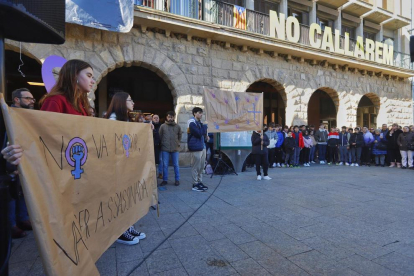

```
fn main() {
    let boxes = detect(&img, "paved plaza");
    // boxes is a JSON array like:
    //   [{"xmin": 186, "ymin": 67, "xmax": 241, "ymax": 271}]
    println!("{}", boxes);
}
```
[{"xmin": 8, "ymin": 165, "xmax": 414, "ymax": 276}]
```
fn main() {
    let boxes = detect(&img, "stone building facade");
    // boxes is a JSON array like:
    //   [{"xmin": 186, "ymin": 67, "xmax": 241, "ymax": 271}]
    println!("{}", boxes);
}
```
[{"xmin": 5, "ymin": 21, "xmax": 413, "ymax": 164}]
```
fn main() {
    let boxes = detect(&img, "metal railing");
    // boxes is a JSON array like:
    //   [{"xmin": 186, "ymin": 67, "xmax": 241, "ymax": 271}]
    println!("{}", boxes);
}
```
[
  {"xmin": 211, "ymin": 0, "xmax": 234, "ymax": 28},
  {"xmin": 135, "ymin": 0, "xmax": 413, "ymax": 70},
  {"xmin": 246, "ymin": 9, "xmax": 269, "ymax": 36}
]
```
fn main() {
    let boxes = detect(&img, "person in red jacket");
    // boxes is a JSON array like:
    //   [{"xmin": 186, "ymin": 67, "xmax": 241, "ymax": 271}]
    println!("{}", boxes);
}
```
[
  {"xmin": 291, "ymin": 125, "xmax": 304, "ymax": 167},
  {"xmin": 2, "ymin": 60, "xmax": 95, "ymax": 165},
  {"xmin": 40, "ymin": 59, "xmax": 95, "ymax": 115}
]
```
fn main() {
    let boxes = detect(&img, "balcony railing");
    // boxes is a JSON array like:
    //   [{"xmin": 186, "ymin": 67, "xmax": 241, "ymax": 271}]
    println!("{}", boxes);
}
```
[{"xmin": 134, "ymin": 0, "xmax": 413, "ymax": 70}]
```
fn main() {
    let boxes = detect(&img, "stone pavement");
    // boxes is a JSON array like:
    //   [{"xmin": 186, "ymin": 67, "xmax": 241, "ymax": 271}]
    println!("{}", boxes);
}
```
[{"xmin": 8, "ymin": 164, "xmax": 414, "ymax": 276}]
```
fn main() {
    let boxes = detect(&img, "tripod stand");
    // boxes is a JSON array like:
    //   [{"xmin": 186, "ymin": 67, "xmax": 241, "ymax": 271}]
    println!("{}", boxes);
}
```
[{"xmin": 210, "ymin": 133, "xmax": 238, "ymax": 178}]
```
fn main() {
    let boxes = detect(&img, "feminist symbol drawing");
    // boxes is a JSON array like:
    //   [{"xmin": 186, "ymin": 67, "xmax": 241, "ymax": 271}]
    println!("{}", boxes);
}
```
[
  {"xmin": 123, "ymin": 135, "xmax": 131, "ymax": 158},
  {"xmin": 65, "ymin": 138, "xmax": 88, "ymax": 180}
]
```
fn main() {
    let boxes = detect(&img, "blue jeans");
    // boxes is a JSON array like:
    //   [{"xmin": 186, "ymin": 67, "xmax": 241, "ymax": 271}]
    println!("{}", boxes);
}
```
[
  {"xmin": 158, "ymin": 151, "xmax": 163, "ymax": 174},
  {"xmin": 294, "ymin": 146, "xmax": 301, "ymax": 165},
  {"xmin": 318, "ymin": 144, "xmax": 327, "ymax": 161},
  {"xmin": 8, "ymin": 196, "xmax": 29, "ymax": 227},
  {"xmin": 339, "ymin": 146, "xmax": 348, "ymax": 163},
  {"xmin": 162, "ymin": 151, "xmax": 180, "ymax": 181},
  {"xmin": 309, "ymin": 146, "xmax": 316, "ymax": 162}
]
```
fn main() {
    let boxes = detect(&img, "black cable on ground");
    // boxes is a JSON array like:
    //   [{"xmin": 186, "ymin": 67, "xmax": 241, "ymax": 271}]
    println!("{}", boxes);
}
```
[{"xmin": 127, "ymin": 175, "xmax": 225, "ymax": 276}]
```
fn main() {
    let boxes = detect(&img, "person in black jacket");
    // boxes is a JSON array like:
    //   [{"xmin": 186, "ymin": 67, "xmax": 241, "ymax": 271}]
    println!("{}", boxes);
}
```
[
  {"xmin": 386, "ymin": 123, "xmax": 403, "ymax": 167},
  {"xmin": 349, "ymin": 127, "xmax": 364, "ymax": 166},
  {"xmin": 251, "ymin": 130, "xmax": 271, "ymax": 180},
  {"xmin": 283, "ymin": 131, "xmax": 296, "ymax": 167}
]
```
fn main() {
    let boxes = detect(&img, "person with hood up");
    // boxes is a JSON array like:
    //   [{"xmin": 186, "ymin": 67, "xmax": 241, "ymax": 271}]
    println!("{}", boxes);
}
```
[{"xmin": 251, "ymin": 130, "xmax": 271, "ymax": 180}]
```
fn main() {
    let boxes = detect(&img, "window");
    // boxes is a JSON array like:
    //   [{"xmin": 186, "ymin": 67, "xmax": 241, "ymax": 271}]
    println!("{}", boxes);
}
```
[
  {"xmin": 288, "ymin": 8, "xmax": 309, "ymax": 25},
  {"xmin": 225, "ymin": 0, "xmax": 244, "ymax": 6},
  {"xmin": 254, "ymin": 0, "xmax": 279, "ymax": 14},
  {"xmin": 363, "ymin": 31, "xmax": 376, "ymax": 41},
  {"xmin": 342, "ymin": 25, "xmax": 356, "ymax": 39},
  {"xmin": 317, "ymin": 17, "xmax": 334, "ymax": 31}
]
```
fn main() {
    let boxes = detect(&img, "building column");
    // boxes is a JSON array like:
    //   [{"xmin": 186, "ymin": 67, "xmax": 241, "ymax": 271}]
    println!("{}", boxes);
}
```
[
  {"xmin": 246, "ymin": 0, "xmax": 254, "ymax": 10},
  {"xmin": 98, "ymin": 76, "xmax": 107, "ymax": 117},
  {"xmin": 279, "ymin": 0, "xmax": 288, "ymax": 16},
  {"xmin": 334, "ymin": 9, "xmax": 341, "ymax": 31},
  {"xmin": 310, "ymin": 0, "xmax": 317, "ymax": 24},
  {"xmin": 394, "ymin": 28, "xmax": 402, "ymax": 52},
  {"xmin": 376, "ymin": 24, "xmax": 383, "ymax": 42},
  {"xmin": 356, "ymin": 17, "xmax": 363, "ymax": 39}
]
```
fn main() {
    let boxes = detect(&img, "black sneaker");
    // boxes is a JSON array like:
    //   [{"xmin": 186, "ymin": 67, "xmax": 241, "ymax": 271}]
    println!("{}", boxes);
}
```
[
  {"xmin": 128, "ymin": 226, "xmax": 146, "ymax": 240},
  {"xmin": 116, "ymin": 231, "xmax": 139, "ymax": 245},
  {"xmin": 175, "ymin": 180, "xmax": 180, "ymax": 186},
  {"xmin": 160, "ymin": 181, "xmax": 168, "ymax": 186},
  {"xmin": 192, "ymin": 183, "xmax": 204, "ymax": 192},
  {"xmin": 198, "ymin": 182, "xmax": 208, "ymax": 191}
]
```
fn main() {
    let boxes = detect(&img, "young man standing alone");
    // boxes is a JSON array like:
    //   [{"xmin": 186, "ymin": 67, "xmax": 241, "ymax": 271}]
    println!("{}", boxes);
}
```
[
  {"xmin": 187, "ymin": 107, "xmax": 208, "ymax": 192},
  {"xmin": 159, "ymin": 111, "xmax": 182, "ymax": 186}
]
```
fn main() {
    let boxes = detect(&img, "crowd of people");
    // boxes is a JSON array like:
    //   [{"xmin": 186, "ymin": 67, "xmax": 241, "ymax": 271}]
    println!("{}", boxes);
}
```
[
  {"xmin": 1, "ymin": 60, "xmax": 211, "ymax": 245},
  {"xmin": 250, "ymin": 122, "xmax": 414, "ymax": 180}
]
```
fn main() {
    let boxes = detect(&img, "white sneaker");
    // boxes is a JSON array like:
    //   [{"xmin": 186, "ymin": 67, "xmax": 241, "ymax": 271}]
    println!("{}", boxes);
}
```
[
  {"xmin": 277, "ymin": 163, "xmax": 281, "ymax": 167},
  {"xmin": 350, "ymin": 163, "xmax": 355, "ymax": 166},
  {"xmin": 345, "ymin": 162, "xmax": 350, "ymax": 166},
  {"xmin": 355, "ymin": 163, "xmax": 359, "ymax": 167},
  {"xmin": 263, "ymin": 176, "xmax": 272, "ymax": 180},
  {"xmin": 281, "ymin": 164, "xmax": 286, "ymax": 168},
  {"xmin": 307, "ymin": 163, "xmax": 310, "ymax": 166},
  {"xmin": 320, "ymin": 161, "xmax": 325, "ymax": 164},
  {"xmin": 311, "ymin": 161, "xmax": 316, "ymax": 164},
  {"xmin": 272, "ymin": 163, "xmax": 277, "ymax": 168},
  {"xmin": 339, "ymin": 162, "xmax": 343, "ymax": 165},
  {"xmin": 257, "ymin": 175, "xmax": 262, "ymax": 181}
]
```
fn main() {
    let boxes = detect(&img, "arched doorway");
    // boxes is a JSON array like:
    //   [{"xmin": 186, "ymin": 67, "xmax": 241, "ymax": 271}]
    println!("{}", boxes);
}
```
[
  {"xmin": 96, "ymin": 66, "xmax": 173, "ymax": 120},
  {"xmin": 308, "ymin": 89, "xmax": 337, "ymax": 129},
  {"xmin": 5, "ymin": 50, "xmax": 44, "ymax": 108},
  {"xmin": 246, "ymin": 81, "xmax": 286, "ymax": 126},
  {"xmin": 357, "ymin": 94, "xmax": 379, "ymax": 129}
]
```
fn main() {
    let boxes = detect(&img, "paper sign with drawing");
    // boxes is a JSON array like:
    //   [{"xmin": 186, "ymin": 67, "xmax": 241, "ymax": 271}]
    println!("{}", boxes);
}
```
[
  {"xmin": 203, "ymin": 87, "xmax": 264, "ymax": 133},
  {"xmin": 1, "ymin": 98, "xmax": 157, "ymax": 275}
]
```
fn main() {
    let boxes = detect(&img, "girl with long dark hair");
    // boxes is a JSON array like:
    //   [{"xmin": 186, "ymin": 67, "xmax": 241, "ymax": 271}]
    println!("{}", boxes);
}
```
[
  {"xmin": 40, "ymin": 59, "xmax": 94, "ymax": 115},
  {"xmin": 105, "ymin": 92, "xmax": 147, "ymax": 245}
]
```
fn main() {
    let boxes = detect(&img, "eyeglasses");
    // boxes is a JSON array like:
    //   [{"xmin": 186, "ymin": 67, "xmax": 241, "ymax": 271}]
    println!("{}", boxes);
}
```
[
  {"xmin": 19, "ymin": 97, "xmax": 36, "ymax": 102},
  {"xmin": 126, "ymin": 99, "xmax": 134, "ymax": 103}
]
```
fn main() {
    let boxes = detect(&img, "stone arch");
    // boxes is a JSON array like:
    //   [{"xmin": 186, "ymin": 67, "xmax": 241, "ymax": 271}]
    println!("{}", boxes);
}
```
[
  {"xmin": 355, "ymin": 92, "xmax": 382, "ymax": 128},
  {"xmin": 92, "ymin": 44, "xmax": 189, "ymax": 101},
  {"xmin": 307, "ymin": 87, "xmax": 340, "ymax": 128},
  {"xmin": 4, "ymin": 41, "xmax": 42, "ymax": 65},
  {"xmin": 314, "ymin": 87, "xmax": 340, "ymax": 112},
  {"xmin": 358, "ymin": 92, "xmax": 380, "ymax": 108},
  {"xmin": 245, "ymin": 78, "xmax": 287, "ymax": 106},
  {"xmin": 245, "ymin": 78, "xmax": 287, "ymax": 126}
]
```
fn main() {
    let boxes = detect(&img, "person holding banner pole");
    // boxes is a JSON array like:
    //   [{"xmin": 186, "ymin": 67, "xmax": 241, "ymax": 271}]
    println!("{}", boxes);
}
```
[
  {"xmin": 251, "ymin": 130, "xmax": 271, "ymax": 180},
  {"xmin": 187, "ymin": 107, "xmax": 208, "ymax": 192},
  {"xmin": 105, "ymin": 91, "xmax": 147, "ymax": 245}
]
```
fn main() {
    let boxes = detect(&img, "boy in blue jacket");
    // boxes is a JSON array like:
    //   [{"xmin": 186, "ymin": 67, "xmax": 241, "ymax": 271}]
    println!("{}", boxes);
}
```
[
  {"xmin": 275, "ymin": 124, "xmax": 285, "ymax": 167},
  {"xmin": 187, "ymin": 107, "xmax": 208, "ymax": 192}
]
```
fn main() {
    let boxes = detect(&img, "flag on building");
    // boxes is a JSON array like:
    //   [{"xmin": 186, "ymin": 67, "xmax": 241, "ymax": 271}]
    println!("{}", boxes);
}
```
[{"xmin": 233, "ymin": 5, "xmax": 246, "ymax": 30}]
